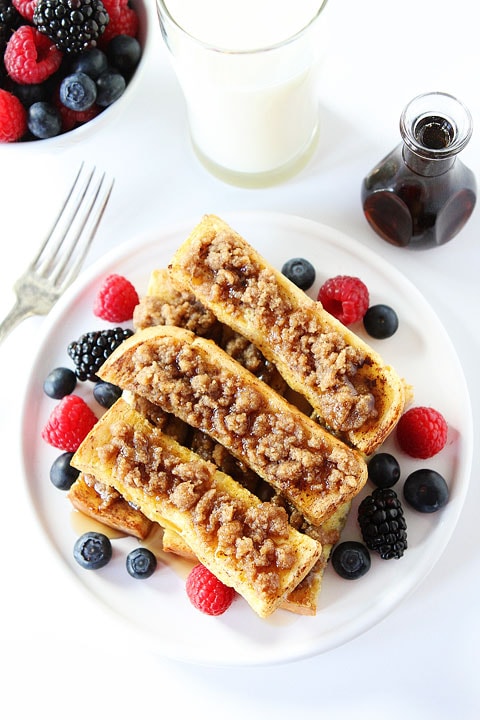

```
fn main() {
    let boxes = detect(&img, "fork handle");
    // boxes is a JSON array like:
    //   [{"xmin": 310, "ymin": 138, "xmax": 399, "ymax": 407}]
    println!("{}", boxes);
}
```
[{"xmin": 0, "ymin": 300, "xmax": 34, "ymax": 345}]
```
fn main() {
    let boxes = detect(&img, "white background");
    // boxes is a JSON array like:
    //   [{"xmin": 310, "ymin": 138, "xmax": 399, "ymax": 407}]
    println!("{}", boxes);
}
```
[{"xmin": 0, "ymin": 1, "xmax": 478, "ymax": 718}]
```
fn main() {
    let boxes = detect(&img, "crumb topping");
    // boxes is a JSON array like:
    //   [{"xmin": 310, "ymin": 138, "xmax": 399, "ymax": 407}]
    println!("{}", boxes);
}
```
[
  {"xmin": 119, "ymin": 338, "xmax": 362, "ymax": 506},
  {"xmin": 180, "ymin": 231, "xmax": 378, "ymax": 432},
  {"xmin": 96, "ymin": 419, "xmax": 298, "ymax": 598},
  {"xmin": 133, "ymin": 293, "xmax": 220, "ymax": 339},
  {"xmin": 84, "ymin": 473, "xmax": 121, "ymax": 508}
]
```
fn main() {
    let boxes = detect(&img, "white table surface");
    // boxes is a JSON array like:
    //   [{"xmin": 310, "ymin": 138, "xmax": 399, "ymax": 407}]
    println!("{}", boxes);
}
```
[{"xmin": 1, "ymin": 1, "xmax": 478, "ymax": 717}]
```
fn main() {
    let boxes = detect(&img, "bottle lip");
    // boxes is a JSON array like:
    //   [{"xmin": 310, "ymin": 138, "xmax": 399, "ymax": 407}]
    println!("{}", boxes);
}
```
[{"xmin": 400, "ymin": 91, "xmax": 473, "ymax": 159}]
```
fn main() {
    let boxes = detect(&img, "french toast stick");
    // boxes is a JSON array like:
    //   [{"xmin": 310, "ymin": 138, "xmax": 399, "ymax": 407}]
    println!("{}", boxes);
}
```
[
  {"xmin": 139, "ymin": 268, "xmax": 350, "ymax": 615},
  {"xmin": 67, "ymin": 465, "xmax": 342, "ymax": 615},
  {"xmin": 167, "ymin": 214, "xmax": 407, "ymax": 455},
  {"xmin": 98, "ymin": 325, "xmax": 368, "ymax": 526},
  {"xmin": 133, "ymin": 268, "xmax": 223, "ymax": 341},
  {"xmin": 162, "ymin": 500, "xmax": 351, "ymax": 616},
  {"xmin": 134, "ymin": 267, "xmax": 287, "ymax": 394},
  {"xmin": 280, "ymin": 502, "xmax": 351, "ymax": 615},
  {"xmin": 68, "ymin": 474, "xmax": 153, "ymax": 539},
  {"xmin": 71, "ymin": 398, "xmax": 322, "ymax": 619}
]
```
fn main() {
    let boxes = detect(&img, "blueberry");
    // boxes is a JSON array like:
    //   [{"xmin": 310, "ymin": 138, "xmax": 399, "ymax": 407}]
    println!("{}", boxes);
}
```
[
  {"xmin": 60, "ymin": 72, "xmax": 97, "ymax": 112},
  {"xmin": 281, "ymin": 258, "xmax": 316, "ymax": 290},
  {"xmin": 50, "ymin": 452, "xmax": 80, "ymax": 491},
  {"xmin": 43, "ymin": 367, "xmax": 77, "ymax": 399},
  {"xmin": 368, "ymin": 452, "xmax": 401, "ymax": 488},
  {"xmin": 107, "ymin": 35, "xmax": 142, "ymax": 75},
  {"xmin": 95, "ymin": 70, "xmax": 126, "ymax": 107},
  {"xmin": 126, "ymin": 547, "xmax": 157, "ymax": 579},
  {"xmin": 403, "ymin": 469, "xmax": 449, "ymax": 513},
  {"xmin": 331, "ymin": 541, "xmax": 371, "ymax": 579},
  {"xmin": 73, "ymin": 532, "xmax": 112, "ymax": 570},
  {"xmin": 13, "ymin": 82, "xmax": 48, "ymax": 108},
  {"xmin": 363, "ymin": 304, "xmax": 399, "ymax": 339},
  {"xmin": 27, "ymin": 102, "xmax": 62, "ymax": 139},
  {"xmin": 70, "ymin": 48, "xmax": 109, "ymax": 80},
  {"xmin": 93, "ymin": 381, "xmax": 122, "ymax": 408}
]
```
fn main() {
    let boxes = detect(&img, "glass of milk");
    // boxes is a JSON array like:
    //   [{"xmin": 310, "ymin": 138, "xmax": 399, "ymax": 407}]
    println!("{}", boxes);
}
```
[{"xmin": 156, "ymin": 0, "xmax": 330, "ymax": 187}]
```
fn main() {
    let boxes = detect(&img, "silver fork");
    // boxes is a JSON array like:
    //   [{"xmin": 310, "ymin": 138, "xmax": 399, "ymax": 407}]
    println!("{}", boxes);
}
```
[{"xmin": 0, "ymin": 163, "xmax": 114, "ymax": 345}]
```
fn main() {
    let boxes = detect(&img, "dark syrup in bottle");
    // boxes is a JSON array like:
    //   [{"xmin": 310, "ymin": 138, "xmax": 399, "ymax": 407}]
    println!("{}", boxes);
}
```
[{"xmin": 361, "ymin": 93, "xmax": 476, "ymax": 250}]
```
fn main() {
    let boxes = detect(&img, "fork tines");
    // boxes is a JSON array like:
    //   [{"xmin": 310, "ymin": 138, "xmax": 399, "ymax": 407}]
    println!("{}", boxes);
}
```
[{"xmin": 32, "ymin": 163, "xmax": 115, "ymax": 290}]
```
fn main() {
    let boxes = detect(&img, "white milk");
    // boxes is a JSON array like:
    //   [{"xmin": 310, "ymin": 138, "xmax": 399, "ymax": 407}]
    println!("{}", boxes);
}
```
[
  {"xmin": 164, "ymin": 0, "xmax": 324, "ymax": 50},
  {"xmin": 159, "ymin": 0, "xmax": 328, "ymax": 184}
]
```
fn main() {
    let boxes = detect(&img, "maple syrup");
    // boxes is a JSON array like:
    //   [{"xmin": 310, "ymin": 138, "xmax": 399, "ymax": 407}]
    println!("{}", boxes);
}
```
[
  {"xmin": 362, "ymin": 92, "xmax": 476, "ymax": 249},
  {"xmin": 70, "ymin": 509, "xmax": 127, "ymax": 539}
]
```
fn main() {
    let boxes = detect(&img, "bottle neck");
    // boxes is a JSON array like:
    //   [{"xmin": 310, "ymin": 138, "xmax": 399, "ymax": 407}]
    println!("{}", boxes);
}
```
[
  {"xmin": 399, "ymin": 93, "xmax": 473, "ymax": 178},
  {"xmin": 402, "ymin": 144, "xmax": 456, "ymax": 177}
]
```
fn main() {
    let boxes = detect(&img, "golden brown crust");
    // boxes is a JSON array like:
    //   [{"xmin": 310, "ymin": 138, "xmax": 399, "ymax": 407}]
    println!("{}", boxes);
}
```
[
  {"xmin": 168, "ymin": 214, "xmax": 407, "ymax": 454},
  {"xmin": 72, "ymin": 398, "xmax": 322, "ymax": 619},
  {"xmin": 138, "ymin": 266, "xmax": 344, "ymax": 615},
  {"xmin": 68, "ymin": 465, "xmax": 337, "ymax": 615},
  {"xmin": 67, "ymin": 215, "xmax": 409, "ymax": 618},
  {"xmin": 134, "ymin": 268, "xmax": 223, "ymax": 341},
  {"xmin": 98, "ymin": 325, "xmax": 368, "ymax": 526},
  {"xmin": 161, "ymin": 499, "xmax": 351, "ymax": 616},
  {"xmin": 162, "ymin": 527, "xmax": 197, "ymax": 559},
  {"xmin": 68, "ymin": 267, "xmax": 334, "ymax": 615},
  {"xmin": 68, "ymin": 474, "xmax": 153, "ymax": 540},
  {"xmin": 135, "ymin": 267, "xmax": 286, "ymax": 393}
]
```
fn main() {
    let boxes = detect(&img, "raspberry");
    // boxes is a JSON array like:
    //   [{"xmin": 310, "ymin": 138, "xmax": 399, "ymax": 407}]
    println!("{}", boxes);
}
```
[
  {"xmin": 186, "ymin": 564, "xmax": 236, "ymax": 616},
  {"xmin": 93, "ymin": 274, "xmax": 139, "ymax": 322},
  {"xmin": 0, "ymin": 87, "xmax": 27, "ymax": 141},
  {"xmin": 2, "ymin": 0, "xmax": 142, "ymax": 144},
  {"xmin": 4, "ymin": 25, "xmax": 62, "ymax": 84},
  {"xmin": 12, "ymin": 0, "xmax": 37, "ymax": 22},
  {"xmin": 317, "ymin": 275, "xmax": 369, "ymax": 325},
  {"xmin": 100, "ymin": 0, "xmax": 138, "ymax": 46},
  {"xmin": 42, "ymin": 395, "xmax": 98, "ymax": 451},
  {"xmin": 396, "ymin": 406, "xmax": 448, "ymax": 459},
  {"xmin": 100, "ymin": 0, "xmax": 121, "ymax": 10}
]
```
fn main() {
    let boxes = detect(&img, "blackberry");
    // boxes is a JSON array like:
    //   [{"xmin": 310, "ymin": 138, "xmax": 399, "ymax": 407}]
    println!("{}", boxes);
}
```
[
  {"xmin": 33, "ymin": 0, "xmax": 109, "ymax": 54},
  {"xmin": 67, "ymin": 327, "xmax": 133, "ymax": 381},
  {"xmin": 0, "ymin": 0, "xmax": 21, "ymax": 57},
  {"xmin": 358, "ymin": 488, "xmax": 407, "ymax": 559},
  {"xmin": 0, "ymin": 1, "xmax": 21, "ymax": 34},
  {"xmin": 0, "ymin": 0, "xmax": 20, "ymax": 27}
]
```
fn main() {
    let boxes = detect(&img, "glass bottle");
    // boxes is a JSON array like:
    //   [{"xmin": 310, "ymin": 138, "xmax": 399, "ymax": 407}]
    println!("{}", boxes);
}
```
[{"xmin": 361, "ymin": 92, "xmax": 476, "ymax": 249}]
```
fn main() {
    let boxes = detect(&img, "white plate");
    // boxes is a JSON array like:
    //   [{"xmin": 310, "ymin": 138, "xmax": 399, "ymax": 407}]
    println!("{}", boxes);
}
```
[{"xmin": 21, "ymin": 212, "xmax": 473, "ymax": 666}]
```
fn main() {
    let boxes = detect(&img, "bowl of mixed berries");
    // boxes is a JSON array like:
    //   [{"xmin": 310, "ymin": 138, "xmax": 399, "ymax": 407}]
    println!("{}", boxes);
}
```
[{"xmin": 0, "ymin": 0, "xmax": 149, "ymax": 143}]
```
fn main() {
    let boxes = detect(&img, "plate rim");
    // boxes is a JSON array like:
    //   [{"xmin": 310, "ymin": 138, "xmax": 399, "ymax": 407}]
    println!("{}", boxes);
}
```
[{"xmin": 19, "ymin": 211, "xmax": 474, "ymax": 666}]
